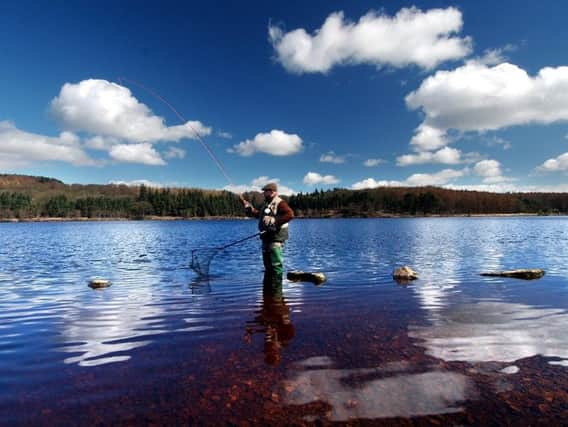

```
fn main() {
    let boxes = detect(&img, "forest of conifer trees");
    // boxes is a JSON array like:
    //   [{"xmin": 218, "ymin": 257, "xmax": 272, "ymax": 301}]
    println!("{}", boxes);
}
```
[
  {"xmin": 1, "ymin": 175, "xmax": 568, "ymax": 220},
  {"xmin": 0, "ymin": 185, "xmax": 243, "ymax": 219}
]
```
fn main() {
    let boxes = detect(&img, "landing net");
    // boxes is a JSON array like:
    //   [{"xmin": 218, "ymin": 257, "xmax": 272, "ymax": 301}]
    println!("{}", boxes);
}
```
[
  {"xmin": 190, "ymin": 247, "xmax": 221, "ymax": 277},
  {"xmin": 189, "ymin": 231, "xmax": 261, "ymax": 277}
]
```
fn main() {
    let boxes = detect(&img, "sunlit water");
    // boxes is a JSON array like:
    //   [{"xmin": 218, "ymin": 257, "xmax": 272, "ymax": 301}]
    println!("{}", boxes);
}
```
[{"xmin": 1, "ymin": 217, "xmax": 568, "ymax": 425}]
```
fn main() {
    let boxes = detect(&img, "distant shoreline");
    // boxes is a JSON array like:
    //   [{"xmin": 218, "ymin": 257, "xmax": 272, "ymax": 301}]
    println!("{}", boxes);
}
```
[
  {"xmin": 0, "ymin": 216, "xmax": 251, "ymax": 223},
  {"xmin": 1, "ymin": 213, "xmax": 565, "ymax": 223}
]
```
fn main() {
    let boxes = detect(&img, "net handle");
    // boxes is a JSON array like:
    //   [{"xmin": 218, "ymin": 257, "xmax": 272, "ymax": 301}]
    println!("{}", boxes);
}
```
[{"xmin": 219, "ymin": 231, "xmax": 265, "ymax": 250}]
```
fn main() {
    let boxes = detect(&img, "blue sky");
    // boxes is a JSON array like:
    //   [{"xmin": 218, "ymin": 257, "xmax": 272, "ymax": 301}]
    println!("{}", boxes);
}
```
[{"xmin": 2, "ymin": 0, "xmax": 568, "ymax": 194}]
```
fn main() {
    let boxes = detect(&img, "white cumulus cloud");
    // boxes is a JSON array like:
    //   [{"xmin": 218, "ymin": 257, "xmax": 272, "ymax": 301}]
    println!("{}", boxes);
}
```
[
  {"xmin": 363, "ymin": 158, "xmax": 385, "ymax": 167},
  {"xmin": 320, "ymin": 151, "xmax": 346, "ymax": 164},
  {"xmin": 474, "ymin": 44, "xmax": 516, "ymax": 66},
  {"xmin": 224, "ymin": 176, "xmax": 297, "ymax": 196},
  {"xmin": 109, "ymin": 179, "xmax": 163, "ymax": 188},
  {"xmin": 473, "ymin": 159, "xmax": 501, "ymax": 177},
  {"xmin": 409, "ymin": 124, "xmax": 449, "ymax": 152},
  {"xmin": 405, "ymin": 169, "xmax": 466, "ymax": 186},
  {"xmin": 406, "ymin": 62, "xmax": 568, "ymax": 151},
  {"xmin": 84, "ymin": 135, "xmax": 119, "ymax": 151},
  {"xmin": 485, "ymin": 136, "xmax": 512, "ymax": 150},
  {"xmin": 164, "ymin": 146, "xmax": 186, "ymax": 159},
  {"xmin": 303, "ymin": 171, "xmax": 340, "ymax": 185},
  {"xmin": 109, "ymin": 143, "xmax": 166, "ymax": 165},
  {"xmin": 446, "ymin": 182, "xmax": 568, "ymax": 193},
  {"xmin": 397, "ymin": 147, "xmax": 462, "ymax": 166},
  {"xmin": 269, "ymin": 6, "xmax": 471, "ymax": 74},
  {"xmin": 217, "ymin": 131, "xmax": 232, "ymax": 139},
  {"xmin": 472, "ymin": 159, "xmax": 514, "ymax": 184},
  {"xmin": 50, "ymin": 79, "xmax": 211, "ymax": 143},
  {"xmin": 230, "ymin": 129, "xmax": 303, "ymax": 156},
  {"xmin": 351, "ymin": 178, "xmax": 401, "ymax": 190},
  {"xmin": 352, "ymin": 168, "xmax": 465, "ymax": 189},
  {"xmin": 536, "ymin": 152, "xmax": 568, "ymax": 172},
  {"xmin": 0, "ymin": 121, "xmax": 95, "ymax": 169}
]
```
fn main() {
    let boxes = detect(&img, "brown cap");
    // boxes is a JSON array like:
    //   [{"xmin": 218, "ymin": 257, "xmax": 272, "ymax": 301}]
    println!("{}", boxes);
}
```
[{"xmin": 261, "ymin": 182, "xmax": 278, "ymax": 192}]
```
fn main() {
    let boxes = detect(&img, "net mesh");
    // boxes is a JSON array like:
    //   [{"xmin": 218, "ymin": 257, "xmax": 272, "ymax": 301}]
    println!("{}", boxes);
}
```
[
  {"xmin": 190, "ymin": 248, "xmax": 221, "ymax": 277},
  {"xmin": 190, "ymin": 231, "xmax": 261, "ymax": 277}
]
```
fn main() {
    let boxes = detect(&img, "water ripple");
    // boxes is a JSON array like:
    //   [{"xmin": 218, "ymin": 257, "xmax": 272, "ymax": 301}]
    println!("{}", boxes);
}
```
[{"xmin": 2, "ymin": 218, "xmax": 568, "ymax": 424}]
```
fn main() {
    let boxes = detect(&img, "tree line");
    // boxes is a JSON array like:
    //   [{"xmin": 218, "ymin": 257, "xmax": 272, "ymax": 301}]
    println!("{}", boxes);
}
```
[
  {"xmin": 288, "ymin": 187, "xmax": 568, "ymax": 216},
  {"xmin": 0, "ymin": 185, "xmax": 244, "ymax": 219},
  {"xmin": 1, "ymin": 178, "xmax": 568, "ymax": 220}
]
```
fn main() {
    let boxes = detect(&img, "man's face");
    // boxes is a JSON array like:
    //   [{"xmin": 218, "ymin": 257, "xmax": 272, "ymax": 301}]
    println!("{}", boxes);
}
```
[{"xmin": 263, "ymin": 189, "xmax": 276, "ymax": 201}]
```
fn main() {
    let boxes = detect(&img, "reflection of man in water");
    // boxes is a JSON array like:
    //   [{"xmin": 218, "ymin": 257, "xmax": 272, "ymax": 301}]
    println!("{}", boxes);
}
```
[{"xmin": 244, "ymin": 274, "xmax": 295, "ymax": 365}]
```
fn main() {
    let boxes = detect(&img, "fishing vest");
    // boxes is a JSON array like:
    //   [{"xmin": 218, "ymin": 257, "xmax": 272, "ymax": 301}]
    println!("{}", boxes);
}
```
[{"xmin": 259, "ymin": 195, "xmax": 289, "ymax": 242}]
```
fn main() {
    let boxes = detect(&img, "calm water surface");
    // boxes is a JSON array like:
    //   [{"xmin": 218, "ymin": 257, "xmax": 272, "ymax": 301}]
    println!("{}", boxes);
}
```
[{"xmin": 1, "ymin": 218, "xmax": 568, "ymax": 425}]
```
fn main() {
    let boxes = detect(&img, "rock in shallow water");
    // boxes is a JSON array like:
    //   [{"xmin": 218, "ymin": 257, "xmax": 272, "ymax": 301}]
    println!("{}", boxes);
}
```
[
  {"xmin": 88, "ymin": 279, "xmax": 112, "ymax": 289},
  {"xmin": 392, "ymin": 266, "xmax": 418, "ymax": 281},
  {"xmin": 286, "ymin": 271, "xmax": 326, "ymax": 285},
  {"xmin": 480, "ymin": 269, "xmax": 545, "ymax": 280}
]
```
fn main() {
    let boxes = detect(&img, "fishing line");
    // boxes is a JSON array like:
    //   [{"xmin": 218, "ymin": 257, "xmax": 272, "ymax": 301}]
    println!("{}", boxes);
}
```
[
  {"xmin": 116, "ymin": 78, "xmax": 262, "ymax": 278},
  {"xmin": 116, "ymin": 76, "xmax": 234, "ymax": 185}
]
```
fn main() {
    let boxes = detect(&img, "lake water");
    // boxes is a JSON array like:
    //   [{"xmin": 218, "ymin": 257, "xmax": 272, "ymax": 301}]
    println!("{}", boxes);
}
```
[{"xmin": 1, "ymin": 217, "xmax": 568, "ymax": 425}]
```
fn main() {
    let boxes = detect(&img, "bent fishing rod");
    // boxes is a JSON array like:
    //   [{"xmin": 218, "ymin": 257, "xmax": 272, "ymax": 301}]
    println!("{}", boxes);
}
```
[
  {"xmin": 117, "ymin": 76, "xmax": 234, "ymax": 186},
  {"xmin": 117, "ymin": 77, "xmax": 255, "ymax": 209}
]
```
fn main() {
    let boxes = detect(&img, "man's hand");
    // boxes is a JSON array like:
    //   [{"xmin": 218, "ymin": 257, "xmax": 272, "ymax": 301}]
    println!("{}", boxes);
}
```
[{"xmin": 240, "ymin": 195, "xmax": 251, "ymax": 209}]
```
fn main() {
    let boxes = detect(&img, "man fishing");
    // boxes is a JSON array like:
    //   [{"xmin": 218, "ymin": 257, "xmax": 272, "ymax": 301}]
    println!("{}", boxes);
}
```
[{"xmin": 242, "ymin": 183, "xmax": 294, "ymax": 276}]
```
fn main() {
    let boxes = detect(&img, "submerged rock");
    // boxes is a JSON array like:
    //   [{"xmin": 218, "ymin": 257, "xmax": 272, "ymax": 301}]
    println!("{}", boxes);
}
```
[
  {"xmin": 393, "ymin": 266, "xmax": 418, "ymax": 281},
  {"xmin": 287, "ymin": 271, "xmax": 326, "ymax": 285},
  {"xmin": 88, "ymin": 279, "xmax": 112, "ymax": 289},
  {"xmin": 480, "ymin": 269, "xmax": 545, "ymax": 280}
]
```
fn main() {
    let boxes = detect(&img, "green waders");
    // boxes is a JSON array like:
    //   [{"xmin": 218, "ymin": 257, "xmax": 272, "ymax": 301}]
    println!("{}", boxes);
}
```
[{"xmin": 262, "ymin": 241, "xmax": 284, "ymax": 276}]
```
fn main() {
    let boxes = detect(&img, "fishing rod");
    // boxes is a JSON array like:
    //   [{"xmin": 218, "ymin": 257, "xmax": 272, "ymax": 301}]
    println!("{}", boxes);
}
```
[
  {"xmin": 116, "ymin": 76, "xmax": 234, "ymax": 186},
  {"xmin": 117, "ymin": 77, "xmax": 263, "ymax": 276}
]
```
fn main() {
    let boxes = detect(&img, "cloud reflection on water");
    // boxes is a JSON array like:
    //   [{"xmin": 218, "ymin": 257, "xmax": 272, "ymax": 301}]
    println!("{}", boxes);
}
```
[
  {"xmin": 409, "ymin": 301, "xmax": 568, "ymax": 366},
  {"xmin": 399, "ymin": 219, "xmax": 568, "ymax": 368},
  {"xmin": 283, "ymin": 357, "xmax": 473, "ymax": 421},
  {"xmin": 56, "ymin": 277, "xmax": 219, "ymax": 366},
  {"xmin": 59, "ymin": 295, "xmax": 163, "ymax": 367}
]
